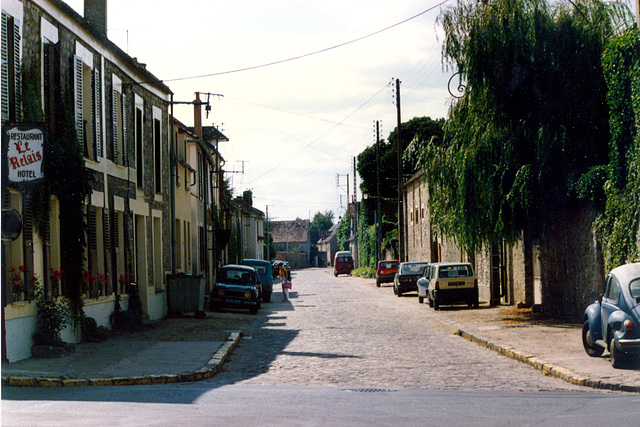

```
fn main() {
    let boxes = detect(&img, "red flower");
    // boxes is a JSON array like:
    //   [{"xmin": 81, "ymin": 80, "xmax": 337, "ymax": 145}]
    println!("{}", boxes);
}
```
[{"xmin": 18, "ymin": 265, "xmax": 25, "ymax": 272}]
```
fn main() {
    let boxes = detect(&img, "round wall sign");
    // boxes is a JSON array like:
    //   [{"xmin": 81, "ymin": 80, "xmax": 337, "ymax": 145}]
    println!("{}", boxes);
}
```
[{"xmin": 2, "ymin": 209, "xmax": 23, "ymax": 241}]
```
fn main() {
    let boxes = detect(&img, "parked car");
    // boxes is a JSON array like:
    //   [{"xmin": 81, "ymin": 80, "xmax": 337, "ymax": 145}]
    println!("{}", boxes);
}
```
[
  {"xmin": 416, "ymin": 264, "xmax": 434, "ymax": 304},
  {"xmin": 376, "ymin": 260, "xmax": 399, "ymax": 287},
  {"xmin": 425, "ymin": 262, "xmax": 478, "ymax": 309},
  {"xmin": 334, "ymin": 251, "xmax": 354, "ymax": 277},
  {"xmin": 582, "ymin": 262, "xmax": 640, "ymax": 368},
  {"xmin": 242, "ymin": 259, "xmax": 274, "ymax": 302},
  {"xmin": 211, "ymin": 265, "xmax": 262, "ymax": 314},
  {"xmin": 394, "ymin": 262, "xmax": 429, "ymax": 297}
]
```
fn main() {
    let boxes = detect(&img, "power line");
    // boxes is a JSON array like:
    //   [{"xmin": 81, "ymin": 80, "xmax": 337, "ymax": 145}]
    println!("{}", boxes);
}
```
[{"xmin": 164, "ymin": 1, "xmax": 450, "ymax": 83}]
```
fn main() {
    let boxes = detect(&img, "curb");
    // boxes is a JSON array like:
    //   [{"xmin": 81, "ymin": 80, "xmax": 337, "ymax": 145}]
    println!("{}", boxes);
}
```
[
  {"xmin": 1, "ymin": 332, "xmax": 242, "ymax": 388},
  {"xmin": 455, "ymin": 329, "xmax": 640, "ymax": 393}
]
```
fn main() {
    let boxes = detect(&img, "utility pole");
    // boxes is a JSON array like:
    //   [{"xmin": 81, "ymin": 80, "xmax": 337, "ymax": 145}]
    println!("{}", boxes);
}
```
[
  {"xmin": 353, "ymin": 156, "xmax": 358, "ymax": 268},
  {"xmin": 266, "ymin": 205, "xmax": 270, "ymax": 261},
  {"xmin": 395, "ymin": 78, "xmax": 405, "ymax": 263},
  {"xmin": 376, "ymin": 120, "xmax": 382, "ymax": 263}
]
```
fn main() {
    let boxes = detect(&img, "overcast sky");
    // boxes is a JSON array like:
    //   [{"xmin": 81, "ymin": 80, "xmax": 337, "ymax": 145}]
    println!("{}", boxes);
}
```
[{"xmin": 63, "ymin": 0, "xmax": 469, "ymax": 221}]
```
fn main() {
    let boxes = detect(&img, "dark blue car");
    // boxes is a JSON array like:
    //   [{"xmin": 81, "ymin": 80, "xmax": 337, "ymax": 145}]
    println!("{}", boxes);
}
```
[
  {"xmin": 211, "ymin": 265, "xmax": 262, "ymax": 315},
  {"xmin": 582, "ymin": 263, "xmax": 640, "ymax": 368}
]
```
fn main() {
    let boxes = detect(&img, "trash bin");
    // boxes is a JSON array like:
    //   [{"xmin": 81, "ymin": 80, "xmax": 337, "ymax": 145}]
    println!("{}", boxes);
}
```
[{"xmin": 166, "ymin": 273, "xmax": 206, "ymax": 315}]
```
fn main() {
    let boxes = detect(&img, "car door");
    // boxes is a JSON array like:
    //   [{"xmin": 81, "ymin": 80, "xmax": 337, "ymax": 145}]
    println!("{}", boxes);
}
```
[{"xmin": 601, "ymin": 275, "xmax": 621, "ymax": 339}]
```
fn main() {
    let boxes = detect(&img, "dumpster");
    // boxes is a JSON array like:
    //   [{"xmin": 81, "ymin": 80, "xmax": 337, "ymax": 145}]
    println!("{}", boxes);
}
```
[{"xmin": 166, "ymin": 273, "xmax": 206, "ymax": 316}]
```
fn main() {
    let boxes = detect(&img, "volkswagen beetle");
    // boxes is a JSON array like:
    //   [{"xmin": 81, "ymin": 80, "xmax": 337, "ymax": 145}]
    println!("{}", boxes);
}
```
[{"xmin": 582, "ymin": 262, "xmax": 640, "ymax": 368}]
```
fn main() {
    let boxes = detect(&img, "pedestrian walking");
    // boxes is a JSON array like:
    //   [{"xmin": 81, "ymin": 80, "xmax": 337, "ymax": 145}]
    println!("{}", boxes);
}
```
[{"xmin": 279, "ymin": 262, "xmax": 291, "ymax": 302}]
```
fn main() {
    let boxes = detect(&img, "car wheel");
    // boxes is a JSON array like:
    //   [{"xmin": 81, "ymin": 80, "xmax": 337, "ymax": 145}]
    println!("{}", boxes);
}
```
[
  {"xmin": 434, "ymin": 297, "xmax": 440, "ymax": 310},
  {"xmin": 376, "ymin": 280, "xmax": 381, "ymax": 288},
  {"xmin": 474, "ymin": 298, "xmax": 479, "ymax": 309},
  {"xmin": 397, "ymin": 288, "xmax": 402, "ymax": 297},
  {"xmin": 249, "ymin": 307, "xmax": 259, "ymax": 315},
  {"xmin": 393, "ymin": 284, "xmax": 397, "ymax": 295},
  {"xmin": 582, "ymin": 320, "xmax": 604, "ymax": 357},
  {"xmin": 428, "ymin": 296, "xmax": 434, "ymax": 308},
  {"xmin": 418, "ymin": 295, "xmax": 424, "ymax": 304},
  {"xmin": 334, "ymin": 271, "xmax": 338, "ymax": 277},
  {"xmin": 263, "ymin": 292, "xmax": 271, "ymax": 303},
  {"xmin": 610, "ymin": 337, "xmax": 627, "ymax": 368}
]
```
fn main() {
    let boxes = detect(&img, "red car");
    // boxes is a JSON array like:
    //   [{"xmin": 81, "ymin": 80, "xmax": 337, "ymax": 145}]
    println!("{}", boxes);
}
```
[{"xmin": 376, "ymin": 260, "xmax": 399, "ymax": 287}]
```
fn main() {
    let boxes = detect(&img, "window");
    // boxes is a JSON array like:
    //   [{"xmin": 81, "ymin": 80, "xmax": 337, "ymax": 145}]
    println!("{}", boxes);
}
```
[
  {"xmin": 2, "ymin": 10, "xmax": 21, "ymax": 122},
  {"xmin": 43, "ymin": 40, "xmax": 60, "ymax": 134},
  {"xmin": 630, "ymin": 279, "xmax": 640, "ymax": 300},
  {"xmin": 74, "ymin": 43, "xmax": 100, "ymax": 161},
  {"xmin": 605, "ymin": 276, "xmax": 621, "ymax": 301}
]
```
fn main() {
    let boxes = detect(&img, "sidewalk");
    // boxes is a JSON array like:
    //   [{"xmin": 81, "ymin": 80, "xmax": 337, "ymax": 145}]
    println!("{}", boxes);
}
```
[
  {"xmin": 2, "ymin": 303, "xmax": 640, "ymax": 391},
  {"xmin": 1, "ymin": 315, "xmax": 241, "ymax": 387},
  {"xmin": 431, "ymin": 304, "xmax": 640, "ymax": 393}
]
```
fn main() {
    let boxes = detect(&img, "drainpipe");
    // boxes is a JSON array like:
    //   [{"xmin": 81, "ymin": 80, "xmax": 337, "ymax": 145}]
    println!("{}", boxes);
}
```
[
  {"xmin": 194, "ymin": 93, "xmax": 209, "ymax": 285},
  {"xmin": 170, "ymin": 94, "xmax": 176, "ymax": 274}
]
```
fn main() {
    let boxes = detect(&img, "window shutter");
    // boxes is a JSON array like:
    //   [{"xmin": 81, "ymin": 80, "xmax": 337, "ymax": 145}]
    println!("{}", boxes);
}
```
[
  {"xmin": 112, "ymin": 88, "xmax": 119, "ymax": 161},
  {"xmin": 122, "ymin": 92, "xmax": 128, "ymax": 165},
  {"xmin": 103, "ymin": 209, "xmax": 111, "ymax": 251},
  {"xmin": 23, "ymin": 196, "xmax": 33, "ymax": 242},
  {"xmin": 113, "ymin": 211, "xmax": 120, "ymax": 249},
  {"xmin": 74, "ymin": 55, "xmax": 84, "ymax": 145},
  {"xmin": 88, "ymin": 207, "xmax": 97, "ymax": 251},
  {"xmin": 1, "ymin": 12, "xmax": 10, "ymax": 121},
  {"xmin": 12, "ymin": 19, "xmax": 20, "ymax": 121},
  {"xmin": 94, "ymin": 69, "xmax": 102, "ymax": 161}
]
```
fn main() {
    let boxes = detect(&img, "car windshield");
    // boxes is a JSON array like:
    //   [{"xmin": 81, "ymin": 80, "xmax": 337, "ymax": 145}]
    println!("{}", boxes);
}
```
[
  {"xmin": 380, "ymin": 262, "xmax": 398, "ymax": 269},
  {"xmin": 400, "ymin": 263, "xmax": 428, "ymax": 274},
  {"xmin": 219, "ymin": 269, "xmax": 254, "ymax": 284},
  {"xmin": 630, "ymin": 278, "xmax": 640, "ymax": 302},
  {"xmin": 438, "ymin": 265, "xmax": 473, "ymax": 278}
]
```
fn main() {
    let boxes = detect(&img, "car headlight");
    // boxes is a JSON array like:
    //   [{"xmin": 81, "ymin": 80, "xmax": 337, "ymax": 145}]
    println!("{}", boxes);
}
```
[
  {"xmin": 218, "ymin": 290, "xmax": 225, "ymax": 297},
  {"xmin": 624, "ymin": 319, "xmax": 634, "ymax": 332},
  {"xmin": 244, "ymin": 292, "xmax": 251, "ymax": 298}
]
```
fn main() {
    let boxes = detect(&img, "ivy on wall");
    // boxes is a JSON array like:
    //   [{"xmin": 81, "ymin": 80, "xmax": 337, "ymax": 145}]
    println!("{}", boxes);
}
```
[
  {"xmin": 597, "ymin": 28, "xmax": 640, "ymax": 270},
  {"xmin": 21, "ymin": 59, "xmax": 93, "ymax": 319}
]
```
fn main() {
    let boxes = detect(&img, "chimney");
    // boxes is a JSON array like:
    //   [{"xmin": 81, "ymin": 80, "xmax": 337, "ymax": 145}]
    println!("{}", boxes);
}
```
[{"xmin": 84, "ymin": 0, "xmax": 107, "ymax": 34}]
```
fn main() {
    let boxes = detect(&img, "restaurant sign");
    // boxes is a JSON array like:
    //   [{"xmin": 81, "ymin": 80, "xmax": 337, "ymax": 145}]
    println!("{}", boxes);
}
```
[{"xmin": 5, "ymin": 124, "xmax": 44, "ymax": 184}]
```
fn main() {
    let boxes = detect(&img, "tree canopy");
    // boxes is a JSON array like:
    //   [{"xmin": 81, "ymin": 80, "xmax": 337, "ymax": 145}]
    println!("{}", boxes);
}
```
[
  {"xmin": 310, "ymin": 210, "xmax": 335, "ymax": 231},
  {"xmin": 357, "ymin": 116, "xmax": 444, "ymax": 227},
  {"xmin": 420, "ymin": 0, "xmax": 635, "ymax": 252}
]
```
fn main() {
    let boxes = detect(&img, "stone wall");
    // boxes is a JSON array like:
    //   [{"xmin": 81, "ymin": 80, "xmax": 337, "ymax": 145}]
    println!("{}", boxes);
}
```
[{"xmin": 539, "ymin": 205, "xmax": 604, "ymax": 321}]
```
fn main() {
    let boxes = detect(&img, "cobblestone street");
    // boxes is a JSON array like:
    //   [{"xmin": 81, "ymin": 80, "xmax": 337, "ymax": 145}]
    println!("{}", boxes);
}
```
[{"xmin": 208, "ymin": 268, "xmax": 590, "ymax": 391}]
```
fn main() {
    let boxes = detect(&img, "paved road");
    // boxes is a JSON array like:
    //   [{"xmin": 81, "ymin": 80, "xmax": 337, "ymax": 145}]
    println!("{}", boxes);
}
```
[{"xmin": 208, "ymin": 268, "xmax": 589, "ymax": 392}]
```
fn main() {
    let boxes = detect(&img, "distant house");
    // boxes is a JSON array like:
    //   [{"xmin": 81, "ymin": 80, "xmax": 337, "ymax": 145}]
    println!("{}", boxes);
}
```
[
  {"xmin": 317, "ymin": 224, "xmax": 338, "ymax": 267},
  {"xmin": 270, "ymin": 219, "xmax": 310, "ymax": 267}
]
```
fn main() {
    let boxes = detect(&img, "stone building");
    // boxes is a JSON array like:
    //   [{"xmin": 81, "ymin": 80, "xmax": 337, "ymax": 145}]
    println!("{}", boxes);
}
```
[
  {"xmin": 403, "ymin": 168, "xmax": 614, "ymax": 320},
  {"xmin": 3, "ymin": 0, "xmax": 170, "ymax": 361}
]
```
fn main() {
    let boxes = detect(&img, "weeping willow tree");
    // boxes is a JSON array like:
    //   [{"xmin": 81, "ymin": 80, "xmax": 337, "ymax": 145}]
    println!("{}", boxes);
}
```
[{"xmin": 421, "ymin": 0, "xmax": 636, "ymax": 252}]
